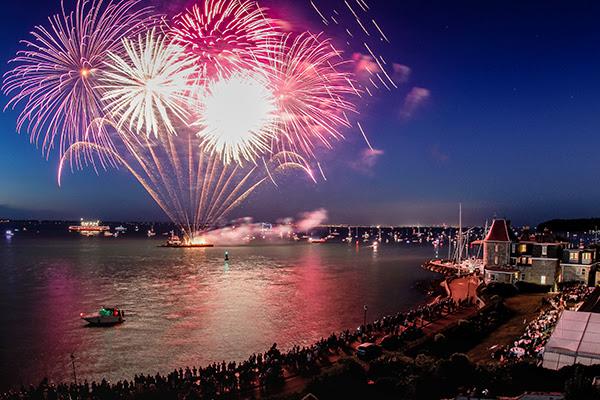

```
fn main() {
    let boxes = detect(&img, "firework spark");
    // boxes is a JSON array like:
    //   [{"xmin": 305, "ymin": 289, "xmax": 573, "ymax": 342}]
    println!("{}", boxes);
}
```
[
  {"xmin": 170, "ymin": 0, "xmax": 280, "ymax": 81},
  {"xmin": 100, "ymin": 29, "xmax": 194, "ymax": 138},
  {"xmin": 2, "ymin": 0, "xmax": 153, "ymax": 162}
]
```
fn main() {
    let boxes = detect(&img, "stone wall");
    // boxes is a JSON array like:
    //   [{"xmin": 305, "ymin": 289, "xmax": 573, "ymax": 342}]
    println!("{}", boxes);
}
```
[
  {"xmin": 518, "ymin": 258, "xmax": 559, "ymax": 285},
  {"xmin": 483, "ymin": 241, "xmax": 511, "ymax": 267}
]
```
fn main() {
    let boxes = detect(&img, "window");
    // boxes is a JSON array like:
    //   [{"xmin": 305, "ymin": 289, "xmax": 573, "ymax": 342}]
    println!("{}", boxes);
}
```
[
  {"xmin": 495, "ymin": 244, "xmax": 499, "ymax": 252},
  {"xmin": 494, "ymin": 256, "xmax": 499, "ymax": 265},
  {"xmin": 582, "ymin": 268, "xmax": 587, "ymax": 276},
  {"xmin": 520, "ymin": 273, "xmax": 525, "ymax": 280},
  {"xmin": 582, "ymin": 252, "xmax": 592, "ymax": 264},
  {"xmin": 519, "ymin": 244, "xmax": 527, "ymax": 254},
  {"xmin": 512, "ymin": 244, "xmax": 516, "ymax": 253},
  {"xmin": 541, "ymin": 246, "xmax": 547, "ymax": 256},
  {"xmin": 541, "ymin": 275, "xmax": 547, "ymax": 285},
  {"xmin": 569, "ymin": 252, "xmax": 579, "ymax": 263}
]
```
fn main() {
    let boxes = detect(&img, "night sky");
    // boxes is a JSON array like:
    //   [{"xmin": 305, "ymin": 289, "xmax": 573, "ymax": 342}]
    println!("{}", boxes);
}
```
[{"xmin": 1, "ymin": 0, "xmax": 600, "ymax": 226}]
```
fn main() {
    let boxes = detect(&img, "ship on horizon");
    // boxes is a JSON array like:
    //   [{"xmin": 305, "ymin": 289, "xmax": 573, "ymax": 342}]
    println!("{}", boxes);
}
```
[{"xmin": 68, "ymin": 219, "xmax": 110, "ymax": 237}]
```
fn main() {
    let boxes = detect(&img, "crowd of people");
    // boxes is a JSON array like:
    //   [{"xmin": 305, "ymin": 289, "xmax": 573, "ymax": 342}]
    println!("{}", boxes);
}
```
[
  {"xmin": 1, "ymin": 294, "xmax": 471, "ymax": 399},
  {"xmin": 492, "ymin": 284, "xmax": 594, "ymax": 362}
]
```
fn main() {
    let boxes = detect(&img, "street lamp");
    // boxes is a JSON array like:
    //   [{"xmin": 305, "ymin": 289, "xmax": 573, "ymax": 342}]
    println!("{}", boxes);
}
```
[{"xmin": 71, "ymin": 353, "xmax": 78, "ymax": 385}]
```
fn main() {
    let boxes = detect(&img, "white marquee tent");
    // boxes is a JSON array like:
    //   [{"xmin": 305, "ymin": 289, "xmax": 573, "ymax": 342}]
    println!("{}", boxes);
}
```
[{"xmin": 542, "ymin": 310, "xmax": 600, "ymax": 370}]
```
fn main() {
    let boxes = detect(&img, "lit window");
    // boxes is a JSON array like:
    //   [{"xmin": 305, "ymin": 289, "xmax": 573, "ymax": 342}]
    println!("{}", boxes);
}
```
[
  {"xmin": 494, "ymin": 256, "xmax": 499, "ymax": 265},
  {"xmin": 519, "ymin": 244, "xmax": 527, "ymax": 253},
  {"xmin": 582, "ymin": 253, "xmax": 592, "ymax": 263},
  {"xmin": 541, "ymin": 275, "xmax": 547, "ymax": 285},
  {"xmin": 541, "ymin": 246, "xmax": 547, "ymax": 256},
  {"xmin": 495, "ymin": 244, "xmax": 499, "ymax": 252},
  {"xmin": 569, "ymin": 252, "xmax": 579, "ymax": 263}
]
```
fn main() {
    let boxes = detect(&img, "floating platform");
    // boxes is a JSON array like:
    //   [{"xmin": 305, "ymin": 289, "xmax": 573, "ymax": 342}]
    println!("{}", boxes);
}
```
[{"xmin": 160, "ymin": 243, "xmax": 214, "ymax": 248}]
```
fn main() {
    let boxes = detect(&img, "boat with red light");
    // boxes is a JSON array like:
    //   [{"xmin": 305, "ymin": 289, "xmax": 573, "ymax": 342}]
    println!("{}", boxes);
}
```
[{"xmin": 80, "ymin": 307, "xmax": 124, "ymax": 326}]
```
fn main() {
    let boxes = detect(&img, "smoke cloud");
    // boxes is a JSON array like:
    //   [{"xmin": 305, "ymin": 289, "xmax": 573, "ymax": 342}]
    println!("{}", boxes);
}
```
[{"xmin": 198, "ymin": 209, "xmax": 328, "ymax": 245}]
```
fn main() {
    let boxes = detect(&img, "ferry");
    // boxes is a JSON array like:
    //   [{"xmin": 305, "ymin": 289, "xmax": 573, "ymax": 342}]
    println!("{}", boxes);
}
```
[
  {"xmin": 80, "ymin": 307, "xmax": 124, "ymax": 326},
  {"xmin": 69, "ymin": 219, "xmax": 110, "ymax": 236}
]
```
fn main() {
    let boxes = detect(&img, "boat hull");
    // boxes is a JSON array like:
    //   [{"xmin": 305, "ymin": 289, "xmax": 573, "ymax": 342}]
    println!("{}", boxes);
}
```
[{"xmin": 82, "ymin": 316, "xmax": 123, "ymax": 326}]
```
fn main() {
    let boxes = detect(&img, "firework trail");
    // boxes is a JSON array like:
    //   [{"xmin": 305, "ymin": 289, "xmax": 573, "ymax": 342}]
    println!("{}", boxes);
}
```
[
  {"xmin": 59, "ymin": 128, "xmax": 314, "ymax": 240},
  {"xmin": 306, "ymin": 0, "xmax": 398, "ymax": 152},
  {"xmin": 2, "ymin": 0, "xmax": 154, "ymax": 165}
]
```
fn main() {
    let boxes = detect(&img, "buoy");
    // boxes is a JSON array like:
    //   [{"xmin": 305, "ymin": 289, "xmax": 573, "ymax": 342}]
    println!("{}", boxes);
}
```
[{"xmin": 224, "ymin": 251, "xmax": 229, "ymax": 261}]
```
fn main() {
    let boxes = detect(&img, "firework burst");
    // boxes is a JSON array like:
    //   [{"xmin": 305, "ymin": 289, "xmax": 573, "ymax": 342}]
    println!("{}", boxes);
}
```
[
  {"xmin": 197, "ymin": 72, "xmax": 278, "ymax": 165},
  {"xmin": 170, "ymin": 0, "xmax": 280, "ymax": 81},
  {"xmin": 4, "ymin": 0, "xmax": 384, "ymax": 237},
  {"xmin": 100, "ymin": 29, "xmax": 194, "ymax": 138},
  {"xmin": 2, "ymin": 0, "xmax": 153, "ymax": 162},
  {"xmin": 267, "ymin": 33, "xmax": 357, "ymax": 158}
]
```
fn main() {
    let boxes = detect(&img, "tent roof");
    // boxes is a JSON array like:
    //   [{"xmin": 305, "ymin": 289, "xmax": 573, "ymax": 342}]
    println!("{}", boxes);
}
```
[{"xmin": 545, "ymin": 310, "xmax": 600, "ymax": 358}]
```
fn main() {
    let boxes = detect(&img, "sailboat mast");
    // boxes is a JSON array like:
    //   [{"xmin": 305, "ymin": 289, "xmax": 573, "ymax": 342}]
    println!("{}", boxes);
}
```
[
  {"xmin": 448, "ymin": 230, "xmax": 452, "ymax": 260},
  {"xmin": 458, "ymin": 203, "xmax": 462, "ymax": 264}
]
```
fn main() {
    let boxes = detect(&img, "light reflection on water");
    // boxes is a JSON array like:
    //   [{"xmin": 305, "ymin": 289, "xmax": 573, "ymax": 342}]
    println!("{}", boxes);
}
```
[{"xmin": 0, "ymin": 237, "xmax": 437, "ymax": 388}]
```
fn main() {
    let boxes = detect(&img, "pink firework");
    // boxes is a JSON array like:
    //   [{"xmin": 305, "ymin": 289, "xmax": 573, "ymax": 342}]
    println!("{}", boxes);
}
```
[
  {"xmin": 2, "ymin": 0, "xmax": 153, "ymax": 163},
  {"xmin": 170, "ymin": 0, "xmax": 280, "ymax": 81},
  {"xmin": 267, "ymin": 33, "xmax": 357, "ymax": 158}
]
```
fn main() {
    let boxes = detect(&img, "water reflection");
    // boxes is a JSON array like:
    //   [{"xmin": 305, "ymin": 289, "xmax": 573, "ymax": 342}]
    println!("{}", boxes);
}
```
[{"xmin": 0, "ymin": 238, "xmax": 437, "ymax": 389}]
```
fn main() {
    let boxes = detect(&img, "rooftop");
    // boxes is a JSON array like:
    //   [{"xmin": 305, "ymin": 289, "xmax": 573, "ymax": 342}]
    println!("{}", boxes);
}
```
[{"xmin": 484, "ymin": 219, "xmax": 511, "ymax": 242}]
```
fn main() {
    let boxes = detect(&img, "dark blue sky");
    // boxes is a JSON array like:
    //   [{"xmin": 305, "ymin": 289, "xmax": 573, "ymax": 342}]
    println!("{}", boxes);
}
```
[{"xmin": 1, "ymin": 0, "xmax": 600, "ymax": 226}]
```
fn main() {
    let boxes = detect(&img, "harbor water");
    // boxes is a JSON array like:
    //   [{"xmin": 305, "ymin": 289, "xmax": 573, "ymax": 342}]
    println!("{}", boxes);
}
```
[{"xmin": 0, "ymin": 237, "xmax": 438, "ymax": 389}]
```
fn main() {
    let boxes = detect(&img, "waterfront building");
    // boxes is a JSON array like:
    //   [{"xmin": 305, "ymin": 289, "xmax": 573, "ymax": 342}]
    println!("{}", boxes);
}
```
[
  {"xmin": 510, "ymin": 231, "xmax": 565, "ymax": 287},
  {"xmin": 482, "ymin": 219, "xmax": 520, "ymax": 284},
  {"xmin": 559, "ymin": 247, "xmax": 600, "ymax": 286}
]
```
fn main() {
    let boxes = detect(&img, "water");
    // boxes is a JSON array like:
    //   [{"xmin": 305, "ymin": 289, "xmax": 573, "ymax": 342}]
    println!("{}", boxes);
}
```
[{"xmin": 0, "ymin": 236, "xmax": 437, "ymax": 389}]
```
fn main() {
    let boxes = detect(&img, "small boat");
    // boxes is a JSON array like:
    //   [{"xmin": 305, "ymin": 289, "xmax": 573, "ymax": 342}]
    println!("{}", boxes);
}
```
[
  {"xmin": 81, "ymin": 307, "xmax": 124, "ymax": 326},
  {"xmin": 308, "ymin": 237, "xmax": 326, "ymax": 243}
]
